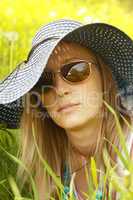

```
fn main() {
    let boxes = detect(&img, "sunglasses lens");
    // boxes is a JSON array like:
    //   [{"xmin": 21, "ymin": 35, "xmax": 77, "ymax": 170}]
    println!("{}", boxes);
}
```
[
  {"xmin": 32, "ymin": 61, "xmax": 92, "ymax": 93},
  {"xmin": 33, "ymin": 71, "xmax": 54, "ymax": 93},
  {"xmin": 61, "ymin": 61, "xmax": 91, "ymax": 82}
]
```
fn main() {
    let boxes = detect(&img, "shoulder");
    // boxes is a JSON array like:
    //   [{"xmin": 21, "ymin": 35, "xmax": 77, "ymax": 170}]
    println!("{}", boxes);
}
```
[
  {"xmin": 130, "ymin": 140, "xmax": 133, "ymax": 160},
  {"xmin": 123, "ymin": 116, "xmax": 133, "ymax": 159},
  {"xmin": 127, "ymin": 118, "xmax": 133, "ymax": 159},
  {"xmin": 117, "ymin": 127, "xmax": 133, "ymax": 176},
  {"xmin": 128, "ymin": 131, "xmax": 133, "ymax": 159}
]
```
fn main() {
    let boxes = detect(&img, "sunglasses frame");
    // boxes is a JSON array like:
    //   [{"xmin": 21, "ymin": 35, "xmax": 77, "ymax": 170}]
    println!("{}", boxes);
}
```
[
  {"xmin": 44, "ymin": 59, "xmax": 96, "ymax": 87},
  {"xmin": 13, "ymin": 37, "xmax": 98, "ymax": 93}
]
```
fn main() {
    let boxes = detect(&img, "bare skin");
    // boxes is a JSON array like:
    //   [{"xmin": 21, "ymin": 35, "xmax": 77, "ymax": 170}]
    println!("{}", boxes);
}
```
[{"xmin": 41, "ymin": 40, "xmax": 104, "ymax": 198}]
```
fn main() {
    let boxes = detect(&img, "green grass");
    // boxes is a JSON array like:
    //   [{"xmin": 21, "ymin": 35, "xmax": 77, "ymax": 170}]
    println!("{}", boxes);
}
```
[
  {"xmin": 0, "ymin": 1, "xmax": 133, "ymax": 199},
  {"xmin": 0, "ymin": 101, "xmax": 133, "ymax": 199}
]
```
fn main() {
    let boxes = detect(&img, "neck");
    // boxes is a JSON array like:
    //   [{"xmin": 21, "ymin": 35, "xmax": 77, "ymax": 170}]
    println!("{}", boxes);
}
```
[{"xmin": 66, "ymin": 114, "xmax": 103, "ymax": 158}]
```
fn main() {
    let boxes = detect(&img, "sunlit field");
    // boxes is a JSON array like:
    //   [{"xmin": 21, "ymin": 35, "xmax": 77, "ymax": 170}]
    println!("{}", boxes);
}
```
[
  {"xmin": 0, "ymin": 0, "xmax": 133, "ymax": 199},
  {"xmin": 0, "ymin": 0, "xmax": 133, "ymax": 79}
]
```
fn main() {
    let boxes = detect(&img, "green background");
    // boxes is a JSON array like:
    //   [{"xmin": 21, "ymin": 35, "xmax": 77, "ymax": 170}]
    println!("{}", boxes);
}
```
[
  {"xmin": 0, "ymin": 1, "xmax": 133, "ymax": 199},
  {"xmin": 0, "ymin": 0, "xmax": 133, "ymax": 80}
]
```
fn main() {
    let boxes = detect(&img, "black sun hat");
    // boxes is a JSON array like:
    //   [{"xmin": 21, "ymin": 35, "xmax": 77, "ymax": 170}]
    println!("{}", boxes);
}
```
[{"xmin": 0, "ymin": 18, "xmax": 133, "ymax": 129}]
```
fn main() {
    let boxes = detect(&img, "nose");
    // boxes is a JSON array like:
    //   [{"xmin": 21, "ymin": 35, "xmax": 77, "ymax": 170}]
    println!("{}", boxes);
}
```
[{"xmin": 54, "ymin": 73, "xmax": 70, "ymax": 97}]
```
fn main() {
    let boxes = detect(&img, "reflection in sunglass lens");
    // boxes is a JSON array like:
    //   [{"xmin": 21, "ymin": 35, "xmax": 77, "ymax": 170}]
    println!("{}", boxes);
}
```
[{"xmin": 61, "ymin": 61, "xmax": 91, "ymax": 82}]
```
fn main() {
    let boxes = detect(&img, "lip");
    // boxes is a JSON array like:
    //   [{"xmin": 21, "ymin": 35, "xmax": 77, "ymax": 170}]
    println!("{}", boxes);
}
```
[{"xmin": 57, "ymin": 103, "xmax": 80, "ymax": 112}]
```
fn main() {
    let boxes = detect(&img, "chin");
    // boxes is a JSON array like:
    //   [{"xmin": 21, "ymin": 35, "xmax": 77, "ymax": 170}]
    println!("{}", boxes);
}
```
[
  {"xmin": 54, "ymin": 116, "xmax": 81, "ymax": 129},
  {"xmin": 57, "ymin": 115, "xmax": 90, "ymax": 130}
]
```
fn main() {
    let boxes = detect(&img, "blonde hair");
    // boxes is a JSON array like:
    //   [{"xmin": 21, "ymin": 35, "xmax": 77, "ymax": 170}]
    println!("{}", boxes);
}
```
[{"xmin": 16, "ymin": 44, "xmax": 132, "ymax": 200}]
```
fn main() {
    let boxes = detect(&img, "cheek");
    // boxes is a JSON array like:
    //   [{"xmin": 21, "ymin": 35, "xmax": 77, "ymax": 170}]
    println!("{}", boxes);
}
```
[
  {"xmin": 82, "ymin": 75, "xmax": 102, "ymax": 99},
  {"xmin": 41, "ymin": 91, "xmax": 57, "ymax": 109},
  {"xmin": 80, "ymin": 76, "xmax": 103, "ymax": 114},
  {"xmin": 85, "ymin": 89, "xmax": 103, "ymax": 108},
  {"xmin": 79, "ymin": 89, "xmax": 103, "ymax": 119}
]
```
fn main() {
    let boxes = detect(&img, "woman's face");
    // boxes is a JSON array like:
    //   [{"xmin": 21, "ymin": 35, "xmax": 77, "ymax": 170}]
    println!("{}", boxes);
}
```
[{"xmin": 40, "ymin": 41, "xmax": 103, "ymax": 130}]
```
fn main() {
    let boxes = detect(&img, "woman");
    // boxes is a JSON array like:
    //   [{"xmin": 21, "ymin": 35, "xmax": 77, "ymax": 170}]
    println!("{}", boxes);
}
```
[{"xmin": 0, "ymin": 19, "xmax": 133, "ymax": 200}]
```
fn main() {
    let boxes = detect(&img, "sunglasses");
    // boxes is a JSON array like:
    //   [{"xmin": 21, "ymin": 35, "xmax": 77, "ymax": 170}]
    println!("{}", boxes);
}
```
[
  {"xmin": 13, "ymin": 36, "xmax": 97, "ymax": 93},
  {"xmin": 32, "ymin": 59, "xmax": 98, "ymax": 93}
]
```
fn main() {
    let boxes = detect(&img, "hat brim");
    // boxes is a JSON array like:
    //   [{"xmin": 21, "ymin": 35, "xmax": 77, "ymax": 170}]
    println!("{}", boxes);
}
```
[{"xmin": 0, "ymin": 19, "xmax": 133, "ymax": 128}]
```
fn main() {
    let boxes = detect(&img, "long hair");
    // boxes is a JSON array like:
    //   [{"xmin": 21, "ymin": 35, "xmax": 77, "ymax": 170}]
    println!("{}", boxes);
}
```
[{"xmin": 16, "ymin": 43, "xmax": 132, "ymax": 200}]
